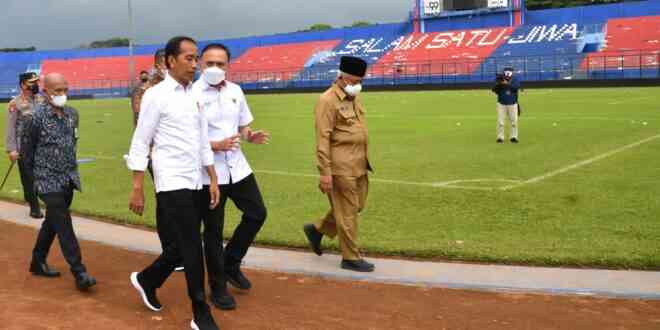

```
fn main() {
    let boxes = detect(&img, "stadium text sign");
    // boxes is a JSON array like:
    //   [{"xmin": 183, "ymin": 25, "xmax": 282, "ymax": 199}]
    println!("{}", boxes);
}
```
[
  {"xmin": 333, "ymin": 24, "xmax": 579, "ymax": 57},
  {"xmin": 393, "ymin": 29, "xmax": 509, "ymax": 51},
  {"xmin": 337, "ymin": 38, "xmax": 401, "ymax": 56},
  {"xmin": 508, "ymin": 24, "xmax": 578, "ymax": 43}
]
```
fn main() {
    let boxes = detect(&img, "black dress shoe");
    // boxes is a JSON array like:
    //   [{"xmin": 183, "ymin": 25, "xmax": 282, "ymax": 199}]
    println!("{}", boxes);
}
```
[
  {"xmin": 510, "ymin": 138, "xmax": 519, "ymax": 143},
  {"xmin": 191, "ymin": 304, "xmax": 220, "ymax": 330},
  {"xmin": 29, "ymin": 260, "xmax": 61, "ymax": 278},
  {"xmin": 341, "ymin": 259, "xmax": 375, "ymax": 273},
  {"xmin": 225, "ymin": 264, "xmax": 251, "ymax": 291},
  {"xmin": 210, "ymin": 285, "xmax": 236, "ymax": 311},
  {"xmin": 303, "ymin": 224, "xmax": 323, "ymax": 256},
  {"xmin": 29, "ymin": 211, "xmax": 44, "ymax": 219},
  {"xmin": 75, "ymin": 272, "xmax": 97, "ymax": 291},
  {"xmin": 130, "ymin": 272, "xmax": 162, "ymax": 311},
  {"xmin": 496, "ymin": 138, "xmax": 504, "ymax": 144}
]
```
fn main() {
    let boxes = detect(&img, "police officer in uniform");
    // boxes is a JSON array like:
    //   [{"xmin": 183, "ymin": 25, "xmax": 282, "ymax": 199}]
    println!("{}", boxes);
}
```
[
  {"xmin": 303, "ymin": 56, "xmax": 375, "ymax": 272},
  {"xmin": 5, "ymin": 72, "xmax": 44, "ymax": 218},
  {"xmin": 131, "ymin": 49, "xmax": 166, "ymax": 127}
]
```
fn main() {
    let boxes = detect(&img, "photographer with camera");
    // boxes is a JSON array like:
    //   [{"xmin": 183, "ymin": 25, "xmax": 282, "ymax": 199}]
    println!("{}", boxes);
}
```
[{"xmin": 492, "ymin": 67, "xmax": 521, "ymax": 143}]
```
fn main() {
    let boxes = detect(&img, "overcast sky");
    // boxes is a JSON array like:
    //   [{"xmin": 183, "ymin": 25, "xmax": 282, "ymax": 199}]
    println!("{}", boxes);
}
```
[{"xmin": 1, "ymin": 0, "xmax": 413, "ymax": 50}]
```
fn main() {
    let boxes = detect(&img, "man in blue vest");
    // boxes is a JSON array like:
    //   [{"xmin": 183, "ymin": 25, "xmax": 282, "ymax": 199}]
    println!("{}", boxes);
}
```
[{"xmin": 492, "ymin": 67, "xmax": 521, "ymax": 143}]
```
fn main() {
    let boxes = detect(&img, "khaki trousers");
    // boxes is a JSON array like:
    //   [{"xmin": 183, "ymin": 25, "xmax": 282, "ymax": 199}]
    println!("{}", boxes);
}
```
[
  {"xmin": 497, "ymin": 103, "xmax": 519, "ymax": 140},
  {"xmin": 315, "ymin": 175, "xmax": 369, "ymax": 261}
]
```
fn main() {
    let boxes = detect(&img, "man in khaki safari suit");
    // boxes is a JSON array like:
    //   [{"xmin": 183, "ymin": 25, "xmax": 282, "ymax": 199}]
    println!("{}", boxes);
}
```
[{"xmin": 303, "ymin": 56, "xmax": 374, "ymax": 272}]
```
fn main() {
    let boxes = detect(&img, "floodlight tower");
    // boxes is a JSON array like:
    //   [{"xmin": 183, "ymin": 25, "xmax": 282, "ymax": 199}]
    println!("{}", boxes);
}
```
[{"xmin": 127, "ymin": 0, "xmax": 135, "ymax": 89}]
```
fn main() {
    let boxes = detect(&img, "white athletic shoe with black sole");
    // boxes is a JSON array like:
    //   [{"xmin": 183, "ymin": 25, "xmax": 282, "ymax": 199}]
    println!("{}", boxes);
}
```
[{"xmin": 130, "ymin": 272, "xmax": 162, "ymax": 312}]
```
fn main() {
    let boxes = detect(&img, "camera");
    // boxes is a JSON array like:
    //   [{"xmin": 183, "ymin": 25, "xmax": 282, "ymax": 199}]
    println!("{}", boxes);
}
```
[{"xmin": 496, "ymin": 72, "xmax": 512, "ymax": 83}]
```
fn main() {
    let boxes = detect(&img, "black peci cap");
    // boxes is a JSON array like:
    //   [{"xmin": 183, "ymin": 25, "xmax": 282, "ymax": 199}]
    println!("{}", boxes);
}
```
[{"xmin": 340, "ymin": 56, "xmax": 368, "ymax": 78}]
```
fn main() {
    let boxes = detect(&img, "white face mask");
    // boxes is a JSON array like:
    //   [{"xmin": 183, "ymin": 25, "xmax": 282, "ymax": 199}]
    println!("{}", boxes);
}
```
[
  {"xmin": 51, "ymin": 94, "xmax": 67, "ymax": 108},
  {"xmin": 203, "ymin": 67, "xmax": 226, "ymax": 86},
  {"xmin": 343, "ymin": 83, "xmax": 362, "ymax": 97}
]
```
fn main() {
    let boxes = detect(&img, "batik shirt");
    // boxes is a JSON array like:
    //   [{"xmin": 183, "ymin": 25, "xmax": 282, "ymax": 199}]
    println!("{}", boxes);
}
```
[{"xmin": 24, "ymin": 103, "xmax": 81, "ymax": 194}]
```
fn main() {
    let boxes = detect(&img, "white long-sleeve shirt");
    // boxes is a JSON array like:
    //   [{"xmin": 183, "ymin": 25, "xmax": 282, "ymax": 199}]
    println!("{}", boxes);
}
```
[
  {"xmin": 193, "ymin": 79, "xmax": 254, "ymax": 185},
  {"xmin": 127, "ymin": 74, "xmax": 214, "ymax": 193}
]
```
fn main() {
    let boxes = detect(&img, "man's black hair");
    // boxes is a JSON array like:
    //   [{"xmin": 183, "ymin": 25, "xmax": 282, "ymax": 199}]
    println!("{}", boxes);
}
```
[
  {"xmin": 201, "ymin": 43, "xmax": 232, "ymax": 62},
  {"xmin": 154, "ymin": 48, "xmax": 165, "ymax": 62},
  {"xmin": 164, "ymin": 36, "xmax": 197, "ymax": 69}
]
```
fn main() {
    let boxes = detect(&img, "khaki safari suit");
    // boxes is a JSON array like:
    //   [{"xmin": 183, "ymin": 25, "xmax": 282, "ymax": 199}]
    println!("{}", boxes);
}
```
[
  {"xmin": 131, "ymin": 73, "xmax": 164, "ymax": 127},
  {"xmin": 314, "ymin": 83, "xmax": 372, "ymax": 261}
]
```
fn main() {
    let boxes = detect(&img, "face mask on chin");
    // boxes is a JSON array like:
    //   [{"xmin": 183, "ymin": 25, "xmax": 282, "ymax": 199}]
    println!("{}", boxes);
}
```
[
  {"xmin": 203, "ymin": 67, "xmax": 226, "ymax": 86},
  {"xmin": 51, "ymin": 94, "xmax": 67, "ymax": 108}
]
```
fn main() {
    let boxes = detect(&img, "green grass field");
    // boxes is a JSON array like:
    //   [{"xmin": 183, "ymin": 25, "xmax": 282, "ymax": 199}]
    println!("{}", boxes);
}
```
[{"xmin": 2, "ymin": 87, "xmax": 659, "ymax": 269}]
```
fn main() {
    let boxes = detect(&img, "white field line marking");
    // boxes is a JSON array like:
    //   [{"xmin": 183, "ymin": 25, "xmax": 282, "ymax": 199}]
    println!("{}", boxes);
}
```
[
  {"xmin": 255, "ymin": 113, "xmax": 654, "ymax": 122},
  {"xmin": 607, "ymin": 96, "xmax": 655, "ymax": 105},
  {"xmin": 499, "ymin": 133, "xmax": 660, "ymax": 191},
  {"xmin": 79, "ymin": 154, "xmax": 117, "ymax": 161},
  {"xmin": 254, "ymin": 170, "xmax": 519, "ymax": 191}
]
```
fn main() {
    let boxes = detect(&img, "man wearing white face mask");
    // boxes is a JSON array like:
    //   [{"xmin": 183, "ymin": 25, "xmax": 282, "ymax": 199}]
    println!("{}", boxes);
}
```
[
  {"xmin": 193, "ymin": 43, "xmax": 270, "ymax": 309},
  {"xmin": 303, "ymin": 56, "xmax": 375, "ymax": 272},
  {"xmin": 23, "ymin": 73, "xmax": 97, "ymax": 291}
]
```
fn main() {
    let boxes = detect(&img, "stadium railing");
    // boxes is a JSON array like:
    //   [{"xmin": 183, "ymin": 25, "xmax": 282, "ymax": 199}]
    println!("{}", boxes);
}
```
[{"xmin": 1, "ymin": 51, "xmax": 657, "ymax": 98}]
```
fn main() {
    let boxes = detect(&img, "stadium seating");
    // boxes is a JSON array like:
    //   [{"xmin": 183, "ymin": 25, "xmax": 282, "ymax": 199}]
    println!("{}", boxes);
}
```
[
  {"xmin": 229, "ymin": 40, "xmax": 341, "ymax": 83},
  {"xmin": 1, "ymin": 1, "xmax": 659, "ymax": 97},
  {"xmin": 581, "ymin": 16, "xmax": 660, "ymax": 79},
  {"xmin": 40, "ymin": 56, "xmax": 153, "ymax": 90}
]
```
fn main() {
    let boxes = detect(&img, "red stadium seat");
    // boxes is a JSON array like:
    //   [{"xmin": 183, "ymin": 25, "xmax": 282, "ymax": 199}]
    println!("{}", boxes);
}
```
[
  {"xmin": 229, "ymin": 40, "xmax": 341, "ymax": 83},
  {"xmin": 41, "ymin": 56, "xmax": 154, "ymax": 90},
  {"xmin": 582, "ymin": 16, "xmax": 660, "ymax": 70}
]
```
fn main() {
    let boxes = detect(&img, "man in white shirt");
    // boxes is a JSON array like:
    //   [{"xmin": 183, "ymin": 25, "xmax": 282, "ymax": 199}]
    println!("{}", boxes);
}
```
[
  {"xmin": 126, "ymin": 36, "xmax": 221, "ymax": 330},
  {"xmin": 194, "ymin": 44, "xmax": 270, "ymax": 304}
]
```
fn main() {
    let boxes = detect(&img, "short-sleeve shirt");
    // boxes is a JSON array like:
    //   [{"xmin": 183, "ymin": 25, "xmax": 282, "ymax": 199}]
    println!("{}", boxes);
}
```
[{"xmin": 193, "ymin": 79, "xmax": 254, "ymax": 185}]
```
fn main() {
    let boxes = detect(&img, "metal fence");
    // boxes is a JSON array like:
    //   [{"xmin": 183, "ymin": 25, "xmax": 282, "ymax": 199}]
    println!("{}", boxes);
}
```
[{"xmin": 1, "ymin": 51, "xmax": 658, "ymax": 98}]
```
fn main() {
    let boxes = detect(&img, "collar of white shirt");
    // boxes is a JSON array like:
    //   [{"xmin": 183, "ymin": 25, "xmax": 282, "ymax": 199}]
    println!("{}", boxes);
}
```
[
  {"xmin": 198, "ymin": 78, "xmax": 231, "ymax": 92},
  {"xmin": 163, "ymin": 73, "xmax": 193, "ymax": 92}
]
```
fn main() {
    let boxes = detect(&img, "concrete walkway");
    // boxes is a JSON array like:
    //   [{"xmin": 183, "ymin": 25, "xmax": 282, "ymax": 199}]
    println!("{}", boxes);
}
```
[{"xmin": 1, "ymin": 200, "xmax": 659, "ymax": 300}]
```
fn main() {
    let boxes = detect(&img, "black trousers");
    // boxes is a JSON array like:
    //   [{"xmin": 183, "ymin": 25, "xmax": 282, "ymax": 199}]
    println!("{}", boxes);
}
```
[
  {"xmin": 147, "ymin": 163, "xmax": 172, "ymax": 259},
  {"xmin": 17, "ymin": 158, "xmax": 40, "ymax": 213},
  {"xmin": 201, "ymin": 174, "xmax": 267, "ymax": 273},
  {"xmin": 32, "ymin": 187, "xmax": 86, "ymax": 275},
  {"xmin": 138, "ymin": 189, "xmax": 206, "ymax": 307},
  {"xmin": 199, "ymin": 186, "xmax": 226, "ymax": 290}
]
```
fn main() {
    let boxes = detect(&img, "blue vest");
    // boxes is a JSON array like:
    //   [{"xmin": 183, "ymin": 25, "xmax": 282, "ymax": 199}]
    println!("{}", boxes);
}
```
[{"xmin": 496, "ymin": 77, "xmax": 520, "ymax": 105}]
